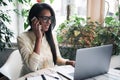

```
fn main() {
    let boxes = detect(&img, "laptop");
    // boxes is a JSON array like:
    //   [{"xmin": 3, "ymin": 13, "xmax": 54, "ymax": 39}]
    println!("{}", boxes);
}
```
[
  {"xmin": 74, "ymin": 44, "xmax": 113, "ymax": 80},
  {"xmin": 56, "ymin": 44, "xmax": 113, "ymax": 80}
]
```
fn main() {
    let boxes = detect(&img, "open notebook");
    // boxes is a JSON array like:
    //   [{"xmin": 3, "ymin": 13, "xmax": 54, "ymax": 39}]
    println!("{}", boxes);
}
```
[
  {"xmin": 54, "ymin": 65, "xmax": 74, "ymax": 79},
  {"xmin": 26, "ymin": 66, "xmax": 71, "ymax": 80},
  {"xmin": 27, "ymin": 73, "xmax": 62, "ymax": 80}
]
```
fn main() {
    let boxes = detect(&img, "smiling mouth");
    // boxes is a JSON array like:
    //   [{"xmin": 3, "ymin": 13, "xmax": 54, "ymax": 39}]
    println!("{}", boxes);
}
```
[
  {"xmin": 45, "ymin": 26, "xmax": 49, "ymax": 29},
  {"xmin": 44, "ymin": 27, "xmax": 49, "ymax": 31}
]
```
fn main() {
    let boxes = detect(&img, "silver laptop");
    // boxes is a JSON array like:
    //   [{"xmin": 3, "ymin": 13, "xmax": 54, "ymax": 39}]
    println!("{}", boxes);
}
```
[
  {"xmin": 56, "ymin": 44, "xmax": 113, "ymax": 80},
  {"xmin": 74, "ymin": 44, "xmax": 113, "ymax": 80}
]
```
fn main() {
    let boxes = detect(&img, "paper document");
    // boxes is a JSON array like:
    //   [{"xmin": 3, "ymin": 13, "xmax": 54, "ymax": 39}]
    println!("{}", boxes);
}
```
[
  {"xmin": 55, "ymin": 65, "xmax": 74, "ymax": 80},
  {"xmin": 27, "ymin": 76, "xmax": 43, "ymax": 80},
  {"xmin": 108, "ymin": 68, "xmax": 120, "ymax": 77},
  {"xmin": 27, "ymin": 73, "xmax": 63, "ymax": 80}
]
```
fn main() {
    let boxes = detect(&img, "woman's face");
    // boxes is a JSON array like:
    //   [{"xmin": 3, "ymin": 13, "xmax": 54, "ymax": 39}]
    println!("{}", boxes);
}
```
[{"xmin": 38, "ymin": 9, "xmax": 52, "ymax": 32}]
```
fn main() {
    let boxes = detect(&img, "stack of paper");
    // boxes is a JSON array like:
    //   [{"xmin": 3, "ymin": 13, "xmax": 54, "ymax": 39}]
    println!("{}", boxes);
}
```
[
  {"xmin": 27, "ymin": 73, "xmax": 63, "ymax": 80},
  {"xmin": 27, "ymin": 76, "xmax": 43, "ymax": 80},
  {"xmin": 55, "ymin": 65, "xmax": 74, "ymax": 80}
]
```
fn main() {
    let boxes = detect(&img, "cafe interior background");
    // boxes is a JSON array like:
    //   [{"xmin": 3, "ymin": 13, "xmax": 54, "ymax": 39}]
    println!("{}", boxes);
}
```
[{"xmin": 0, "ymin": 0, "xmax": 120, "ymax": 79}]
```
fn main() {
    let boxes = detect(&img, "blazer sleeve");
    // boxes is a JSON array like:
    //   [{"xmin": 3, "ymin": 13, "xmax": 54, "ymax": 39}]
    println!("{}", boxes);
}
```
[
  {"xmin": 52, "ymin": 32, "xmax": 69, "ymax": 65},
  {"xmin": 17, "ymin": 34, "xmax": 41, "ymax": 71}
]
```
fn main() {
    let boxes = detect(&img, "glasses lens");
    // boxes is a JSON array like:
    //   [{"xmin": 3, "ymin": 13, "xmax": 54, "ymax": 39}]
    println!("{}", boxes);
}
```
[{"xmin": 39, "ymin": 16, "xmax": 53, "ymax": 23}]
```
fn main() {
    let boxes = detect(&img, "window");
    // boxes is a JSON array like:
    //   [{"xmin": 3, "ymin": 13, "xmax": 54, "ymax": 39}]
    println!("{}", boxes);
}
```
[
  {"xmin": 48, "ymin": 0, "xmax": 87, "ymax": 30},
  {"xmin": 75, "ymin": 0, "xmax": 87, "ymax": 18},
  {"xmin": 0, "ymin": 0, "xmax": 18, "ymax": 42},
  {"xmin": 1, "ymin": 0, "xmax": 87, "ymax": 43},
  {"xmin": 105, "ymin": 0, "xmax": 119, "ymax": 17}
]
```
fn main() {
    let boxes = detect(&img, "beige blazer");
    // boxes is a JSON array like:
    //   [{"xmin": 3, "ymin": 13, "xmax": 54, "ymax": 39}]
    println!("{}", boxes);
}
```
[{"xmin": 17, "ymin": 31, "xmax": 68, "ymax": 75}]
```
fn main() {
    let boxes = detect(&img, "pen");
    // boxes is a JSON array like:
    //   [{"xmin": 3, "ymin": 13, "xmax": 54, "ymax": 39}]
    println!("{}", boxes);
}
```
[
  {"xmin": 41, "ymin": 74, "xmax": 46, "ymax": 80},
  {"xmin": 57, "ymin": 72, "xmax": 71, "ymax": 80},
  {"xmin": 45, "ymin": 73, "xmax": 59, "ymax": 79}
]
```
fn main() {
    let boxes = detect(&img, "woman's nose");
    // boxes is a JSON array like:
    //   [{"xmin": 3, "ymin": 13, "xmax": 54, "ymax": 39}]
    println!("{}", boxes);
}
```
[{"xmin": 46, "ymin": 19, "xmax": 51, "ymax": 24}]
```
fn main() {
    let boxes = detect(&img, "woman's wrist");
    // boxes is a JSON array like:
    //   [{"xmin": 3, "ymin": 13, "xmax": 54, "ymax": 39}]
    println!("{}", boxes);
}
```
[
  {"xmin": 34, "ymin": 38, "xmax": 42, "ymax": 54},
  {"xmin": 65, "ymin": 60, "xmax": 75, "ymax": 67},
  {"xmin": 65, "ymin": 61, "xmax": 70, "ymax": 65},
  {"xmin": 36, "ymin": 37, "xmax": 42, "ymax": 42}
]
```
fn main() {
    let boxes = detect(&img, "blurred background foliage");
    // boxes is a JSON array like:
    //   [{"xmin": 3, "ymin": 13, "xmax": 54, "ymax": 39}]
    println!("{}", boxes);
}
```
[
  {"xmin": 0, "ymin": 0, "xmax": 54, "ymax": 51},
  {"xmin": 57, "ymin": 15, "xmax": 120, "ymax": 60}
]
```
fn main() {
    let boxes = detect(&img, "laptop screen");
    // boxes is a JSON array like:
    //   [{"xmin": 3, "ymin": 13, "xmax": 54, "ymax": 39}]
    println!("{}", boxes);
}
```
[{"xmin": 74, "ymin": 44, "xmax": 113, "ymax": 80}]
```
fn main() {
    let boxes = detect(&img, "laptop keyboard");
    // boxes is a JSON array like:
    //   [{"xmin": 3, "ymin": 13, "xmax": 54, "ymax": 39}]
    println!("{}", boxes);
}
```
[{"xmin": 68, "ymin": 72, "xmax": 74, "ymax": 77}]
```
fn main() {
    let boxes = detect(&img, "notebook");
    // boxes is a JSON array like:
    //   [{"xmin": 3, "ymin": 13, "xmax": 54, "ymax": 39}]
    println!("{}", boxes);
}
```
[{"xmin": 56, "ymin": 44, "xmax": 113, "ymax": 80}]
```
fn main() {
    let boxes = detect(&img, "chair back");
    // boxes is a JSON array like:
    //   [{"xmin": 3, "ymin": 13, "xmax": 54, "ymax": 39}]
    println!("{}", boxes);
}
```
[{"xmin": 0, "ymin": 50, "xmax": 23, "ymax": 80}]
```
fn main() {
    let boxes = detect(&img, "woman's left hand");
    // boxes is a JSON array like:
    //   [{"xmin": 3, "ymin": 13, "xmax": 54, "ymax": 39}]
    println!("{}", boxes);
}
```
[{"xmin": 66, "ymin": 60, "xmax": 75, "ymax": 67}]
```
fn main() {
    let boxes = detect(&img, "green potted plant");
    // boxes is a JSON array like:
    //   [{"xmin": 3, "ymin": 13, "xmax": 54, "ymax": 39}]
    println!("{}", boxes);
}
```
[
  {"xmin": 0, "ymin": 0, "xmax": 14, "ymax": 51},
  {"xmin": 57, "ymin": 15, "xmax": 120, "ymax": 60},
  {"xmin": 92, "ymin": 16, "xmax": 120, "ymax": 55},
  {"xmin": 57, "ymin": 15, "xmax": 98, "ymax": 60}
]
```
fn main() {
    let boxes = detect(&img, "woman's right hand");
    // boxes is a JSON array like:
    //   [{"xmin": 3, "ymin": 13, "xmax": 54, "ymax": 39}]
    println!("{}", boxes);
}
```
[
  {"xmin": 31, "ymin": 17, "xmax": 43, "ymax": 39},
  {"xmin": 31, "ymin": 17, "xmax": 43, "ymax": 54}
]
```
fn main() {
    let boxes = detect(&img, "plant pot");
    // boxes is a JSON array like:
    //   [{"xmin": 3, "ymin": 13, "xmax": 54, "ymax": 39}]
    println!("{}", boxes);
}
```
[{"xmin": 59, "ymin": 46, "xmax": 76, "ymax": 60}]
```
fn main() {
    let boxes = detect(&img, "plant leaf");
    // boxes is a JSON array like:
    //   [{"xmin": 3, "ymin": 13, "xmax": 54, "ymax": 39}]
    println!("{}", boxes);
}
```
[{"xmin": 49, "ymin": 0, "xmax": 54, "ymax": 3}]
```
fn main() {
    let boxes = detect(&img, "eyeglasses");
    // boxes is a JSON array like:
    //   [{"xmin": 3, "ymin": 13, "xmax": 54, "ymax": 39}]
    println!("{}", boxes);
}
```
[{"xmin": 39, "ymin": 16, "xmax": 53, "ymax": 23}]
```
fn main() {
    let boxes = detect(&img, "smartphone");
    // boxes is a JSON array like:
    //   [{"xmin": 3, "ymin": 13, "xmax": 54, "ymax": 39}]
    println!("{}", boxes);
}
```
[
  {"xmin": 31, "ymin": 16, "xmax": 38, "ymax": 22},
  {"xmin": 31, "ymin": 17, "xmax": 42, "ymax": 30}
]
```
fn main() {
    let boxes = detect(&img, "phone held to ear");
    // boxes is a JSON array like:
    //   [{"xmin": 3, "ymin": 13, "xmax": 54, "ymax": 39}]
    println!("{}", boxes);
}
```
[
  {"xmin": 31, "ymin": 17, "xmax": 42, "ymax": 30},
  {"xmin": 31, "ymin": 16, "xmax": 38, "ymax": 22}
]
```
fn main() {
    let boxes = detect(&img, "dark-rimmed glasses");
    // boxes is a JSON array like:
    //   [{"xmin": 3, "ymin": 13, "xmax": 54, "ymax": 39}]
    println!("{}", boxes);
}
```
[{"xmin": 39, "ymin": 16, "xmax": 54, "ymax": 23}]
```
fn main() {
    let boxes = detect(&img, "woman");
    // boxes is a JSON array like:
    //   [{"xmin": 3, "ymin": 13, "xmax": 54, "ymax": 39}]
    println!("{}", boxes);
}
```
[{"xmin": 17, "ymin": 3, "xmax": 75, "ymax": 76}]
